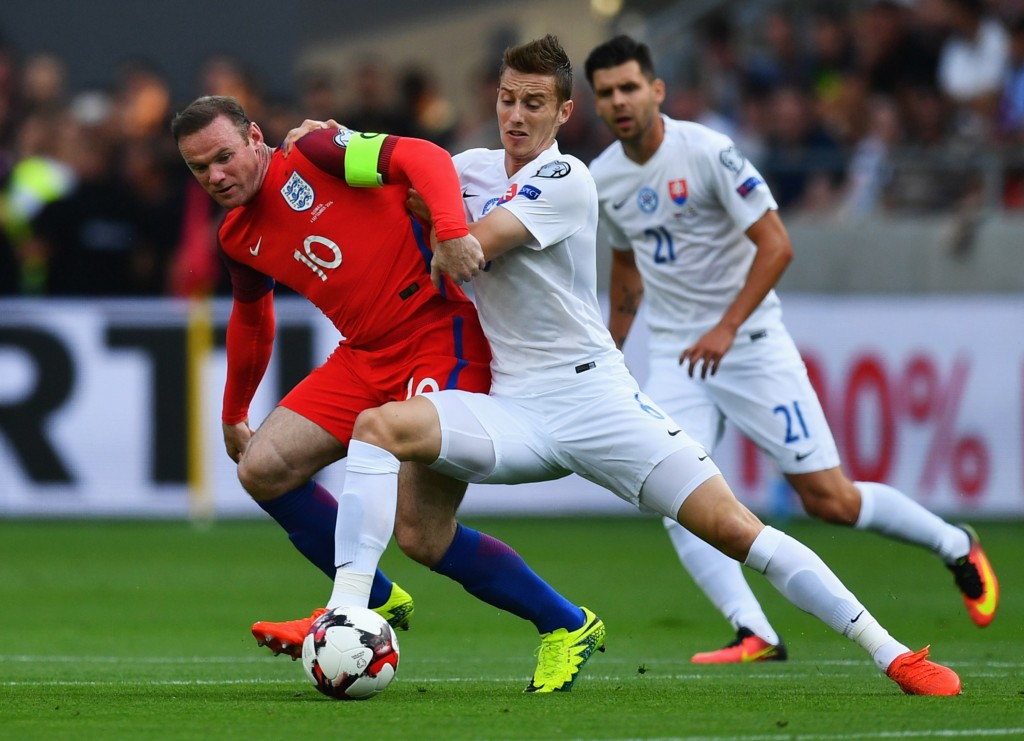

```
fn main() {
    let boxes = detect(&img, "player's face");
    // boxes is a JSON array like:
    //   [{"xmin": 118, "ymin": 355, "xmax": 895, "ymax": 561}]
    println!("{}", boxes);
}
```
[
  {"xmin": 178, "ymin": 115, "xmax": 266, "ymax": 209},
  {"xmin": 496, "ymin": 69, "xmax": 572, "ymax": 174},
  {"xmin": 591, "ymin": 61, "xmax": 665, "ymax": 144}
]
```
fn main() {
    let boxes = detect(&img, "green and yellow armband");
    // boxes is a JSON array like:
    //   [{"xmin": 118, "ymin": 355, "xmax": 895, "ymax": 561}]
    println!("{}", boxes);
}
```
[{"xmin": 344, "ymin": 132, "xmax": 387, "ymax": 188}]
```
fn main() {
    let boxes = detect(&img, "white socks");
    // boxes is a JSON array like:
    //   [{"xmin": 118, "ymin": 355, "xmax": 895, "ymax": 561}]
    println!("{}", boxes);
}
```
[
  {"xmin": 328, "ymin": 440, "xmax": 400, "ymax": 610},
  {"xmin": 745, "ymin": 526, "xmax": 908, "ymax": 671},
  {"xmin": 854, "ymin": 481, "xmax": 970, "ymax": 563},
  {"xmin": 664, "ymin": 518, "xmax": 780, "ymax": 645}
]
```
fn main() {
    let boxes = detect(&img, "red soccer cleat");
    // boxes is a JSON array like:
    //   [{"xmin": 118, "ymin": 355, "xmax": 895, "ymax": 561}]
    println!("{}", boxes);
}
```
[
  {"xmin": 691, "ymin": 628, "xmax": 788, "ymax": 664},
  {"xmin": 948, "ymin": 524, "xmax": 998, "ymax": 628},
  {"xmin": 251, "ymin": 608, "xmax": 327, "ymax": 660},
  {"xmin": 885, "ymin": 646, "xmax": 961, "ymax": 696}
]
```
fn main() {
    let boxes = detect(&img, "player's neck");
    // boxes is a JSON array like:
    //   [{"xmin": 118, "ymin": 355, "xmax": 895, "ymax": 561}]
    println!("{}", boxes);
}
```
[
  {"xmin": 255, "ymin": 143, "xmax": 273, "ymax": 186},
  {"xmin": 622, "ymin": 114, "xmax": 664, "ymax": 165}
]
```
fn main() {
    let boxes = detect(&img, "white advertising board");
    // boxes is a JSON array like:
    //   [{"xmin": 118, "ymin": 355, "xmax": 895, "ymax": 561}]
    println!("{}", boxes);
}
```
[{"xmin": 1, "ymin": 296, "xmax": 1021, "ymax": 518}]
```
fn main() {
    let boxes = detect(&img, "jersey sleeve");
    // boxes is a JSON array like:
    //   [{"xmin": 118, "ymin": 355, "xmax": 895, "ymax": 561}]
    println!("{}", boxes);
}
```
[
  {"xmin": 220, "ymin": 251, "xmax": 275, "ymax": 424},
  {"xmin": 296, "ymin": 128, "xmax": 468, "ymax": 241},
  {"xmin": 499, "ymin": 157, "xmax": 591, "ymax": 251},
  {"xmin": 222, "ymin": 290, "xmax": 275, "ymax": 424},
  {"xmin": 701, "ymin": 131, "xmax": 777, "ymax": 232}
]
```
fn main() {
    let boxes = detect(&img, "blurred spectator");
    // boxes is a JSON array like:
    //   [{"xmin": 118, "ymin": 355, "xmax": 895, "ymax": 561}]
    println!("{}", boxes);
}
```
[
  {"xmin": 837, "ymin": 96, "xmax": 903, "ymax": 219},
  {"xmin": 120, "ymin": 136, "xmax": 188, "ymax": 295},
  {"xmin": 340, "ymin": 57, "xmax": 408, "ymax": 135},
  {"xmin": 808, "ymin": 6, "xmax": 868, "ymax": 145},
  {"xmin": 854, "ymin": 0, "xmax": 941, "ymax": 98},
  {"xmin": 299, "ymin": 69, "xmax": 342, "ymax": 123},
  {"xmin": 399, "ymin": 65, "xmax": 457, "ymax": 148},
  {"xmin": 758, "ymin": 84, "xmax": 845, "ymax": 212},
  {"xmin": 744, "ymin": 9, "xmax": 810, "ymax": 90},
  {"xmin": 556, "ymin": 82, "xmax": 611, "ymax": 163},
  {"xmin": 0, "ymin": 105, "xmax": 77, "ymax": 292},
  {"xmin": 664, "ymin": 84, "xmax": 737, "ymax": 140},
  {"xmin": 21, "ymin": 52, "xmax": 66, "ymax": 113},
  {"xmin": 198, "ymin": 54, "xmax": 266, "ymax": 122},
  {"xmin": 25, "ymin": 95, "xmax": 154, "ymax": 295},
  {"xmin": 452, "ymin": 62, "xmax": 502, "ymax": 152},
  {"xmin": 695, "ymin": 12, "xmax": 745, "ymax": 122},
  {"xmin": 112, "ymin": 58, "xmax": 173, "ymax": 142},
  {"xmin": 0, "ymin": 40, "xmax": 21, "ymax": 152},
  {"xmin": 936, "ymin": 0, "xmax": 1011, "ymax": 138},
  {"xmin": 998, "ymin": 17, "xmax": 1024, "ymax": 139}
]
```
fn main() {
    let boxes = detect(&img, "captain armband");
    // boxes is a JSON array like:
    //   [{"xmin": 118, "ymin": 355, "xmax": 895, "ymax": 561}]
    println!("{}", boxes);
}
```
[{"xmin": 344, "ymin": 132, "xmax": 388, "ymax": 188}]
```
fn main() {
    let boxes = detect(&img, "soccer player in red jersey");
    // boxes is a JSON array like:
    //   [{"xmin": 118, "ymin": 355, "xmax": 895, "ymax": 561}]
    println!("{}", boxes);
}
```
[{"xmin": 172, "ymin": 95, "xmax": 589, "ymax": 658}]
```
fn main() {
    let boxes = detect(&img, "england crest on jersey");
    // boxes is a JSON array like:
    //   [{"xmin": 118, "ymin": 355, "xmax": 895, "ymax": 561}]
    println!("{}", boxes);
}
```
[
  {"xmin": 668, "ymin": 178, "xmax": 688, "ymax": 205},
  {"xmin": 281, "ymin": 171, "xmax": 315, "ymax": 212}
]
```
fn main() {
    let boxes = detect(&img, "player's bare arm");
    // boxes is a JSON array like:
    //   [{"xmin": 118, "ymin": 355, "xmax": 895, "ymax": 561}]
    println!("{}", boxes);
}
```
[
  {"xmin": 428, "ymin": 199, "xmax": 527, "ymax": 285},
  {"xmin": 679, "ymin": 209, "xmax": 793, "ymax": 379},
  {"xmin": 608, "ymin": 248, "xmax": 644, "ymax": 350},
  {"xmin": 466, "ymin": 205, "xmax": 533, "ymax": 261}
]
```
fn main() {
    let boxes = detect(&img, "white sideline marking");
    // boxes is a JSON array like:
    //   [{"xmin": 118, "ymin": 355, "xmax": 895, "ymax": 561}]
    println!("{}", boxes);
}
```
[
  {"xmin": 3, "ymin": 654, "xmax": 1022, "ymax": 668},
  {"xmin": 620, "ymin": 732, "xmax": 1024, "ymax": 741}
]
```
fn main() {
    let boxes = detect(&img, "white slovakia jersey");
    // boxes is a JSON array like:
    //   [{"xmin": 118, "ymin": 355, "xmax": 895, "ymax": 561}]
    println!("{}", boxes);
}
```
[
  {"xmin": 590, "ymin": 116, "xmax": 783, "ymax": 355},
  {"xmin": 453, "ymin": 143, "xmax": 623, "ymax": 395}
]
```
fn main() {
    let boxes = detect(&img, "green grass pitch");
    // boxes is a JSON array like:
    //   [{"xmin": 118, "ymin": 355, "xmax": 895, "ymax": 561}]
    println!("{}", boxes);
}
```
[{"xmin": 1, "ymin": 516, "xmax": 1021, "ymax": 740}]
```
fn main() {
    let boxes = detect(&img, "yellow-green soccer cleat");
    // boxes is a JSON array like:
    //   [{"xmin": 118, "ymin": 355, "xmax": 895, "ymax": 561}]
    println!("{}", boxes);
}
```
[
  {"xmin": 373, "ymin": 582, "xmax": 415, "ymax": 631},
  {"xmin": 525, "ymin": 606, "xmax": 606, "ymax": 693}
]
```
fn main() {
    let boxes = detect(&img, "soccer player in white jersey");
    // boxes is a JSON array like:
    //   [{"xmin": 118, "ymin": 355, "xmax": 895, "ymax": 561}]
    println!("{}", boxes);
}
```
[
  {"xmin": 287, "ymin": 35, "xmax": 961, "ymax": 696},
  {"xmin": 584, "ymin": 34, "xmax": 999, "ymax": 665}
]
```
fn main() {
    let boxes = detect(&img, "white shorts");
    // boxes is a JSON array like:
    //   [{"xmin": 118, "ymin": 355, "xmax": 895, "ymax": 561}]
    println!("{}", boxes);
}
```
[
  {"xmin": 424, "ymin": 363, "xmax": 720, "ymax": 512},
  {"xmin": 645, "ymin": 327, "xmax": 840, "ymax": 475}
]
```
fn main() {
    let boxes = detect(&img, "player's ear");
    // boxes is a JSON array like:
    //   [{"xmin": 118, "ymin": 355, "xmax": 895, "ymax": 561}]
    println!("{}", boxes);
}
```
[
  {"xmin": 248, "ymin": 121, "xmax": 265, "ymax": 146},
  {"xmin": 652, "ymin": 78, "xmax": 667, "ymax": 106},
  {"xmin": 557, "ymin": 98, "xmax": 574, "ymax": 126}
]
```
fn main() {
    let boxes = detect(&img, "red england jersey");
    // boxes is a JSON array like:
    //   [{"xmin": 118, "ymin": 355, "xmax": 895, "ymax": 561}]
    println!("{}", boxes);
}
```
[
  {"xmin": 218, "ymin": 129, "xmax": 483, "ymax": 424},
  {"xmin": 220, "ymin": 129, "xmax": 472, "ymax": 348}
]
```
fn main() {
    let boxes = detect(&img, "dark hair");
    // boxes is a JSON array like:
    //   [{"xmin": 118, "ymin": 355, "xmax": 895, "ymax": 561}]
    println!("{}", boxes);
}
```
[
  {"xmin": 500, "ymin": 34, "xmax": 573, "ymax": 103},
  {"xmin": 584, "ymin": 35, "xmax": 657, "ymax": 87},
  {"xmin": 170, "ymin": 95, "xmax": 251, "ymax": 142}
]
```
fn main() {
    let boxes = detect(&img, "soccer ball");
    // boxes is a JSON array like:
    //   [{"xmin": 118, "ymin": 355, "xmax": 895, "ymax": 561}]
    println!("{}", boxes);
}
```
[{"xmin": 301, "ymin": 606, "xmax": 400, "ymax": 700}]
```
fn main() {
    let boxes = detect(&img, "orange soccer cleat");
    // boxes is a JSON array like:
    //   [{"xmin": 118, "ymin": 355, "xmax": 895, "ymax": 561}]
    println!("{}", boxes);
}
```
[
  {"xmin": 948, "ymin": 524, "xmax": 998, "ymax": 627},
  {"xmin": 885, "ymin": 646, "xmax": 961, "ymax": 696},
  {"xmin": 251, "ymin": 608, "xmax": 327, "ymax": 660},
  {"xmin": 691, "ymin": 628, "xmax": 788, "ymax": 664}
]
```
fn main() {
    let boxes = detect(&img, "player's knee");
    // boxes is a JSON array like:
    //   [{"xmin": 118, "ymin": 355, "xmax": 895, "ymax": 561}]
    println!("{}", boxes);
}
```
[
  {"xmin": 798, "ymin": 483, "xmax": 859, "ymax": 525},
  {"xmin": 352, "ymin": 406, "xmax": 399, "ymax": 450},
  {"xmin": 236, "ymin": 441, "xmax": 292, "ymax": 501},
  {"xmin": 393, "ymin": 517, "xmax": 447, "ymax": 567}
]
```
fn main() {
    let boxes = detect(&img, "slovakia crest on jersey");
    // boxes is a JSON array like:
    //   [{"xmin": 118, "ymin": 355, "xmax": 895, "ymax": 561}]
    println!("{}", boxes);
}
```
[
  {"xmin": 668, "ymin": 179, "xmax": 688, "ymax": 205},
  {"xmin": 282, "ymin": 171, "xmax": 315, "ymax": 211}
]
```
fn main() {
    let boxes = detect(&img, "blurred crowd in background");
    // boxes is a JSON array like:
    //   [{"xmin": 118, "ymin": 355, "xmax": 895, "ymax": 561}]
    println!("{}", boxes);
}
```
[{"xmin": 0, "ymin": 0, "xmax": 1023, "ymax": 297}]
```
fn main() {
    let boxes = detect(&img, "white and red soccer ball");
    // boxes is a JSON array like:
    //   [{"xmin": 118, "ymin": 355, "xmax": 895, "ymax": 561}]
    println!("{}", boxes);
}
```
[{"xmin": 301, "ymin": 606, "xmax": 400, "ymax": 700}]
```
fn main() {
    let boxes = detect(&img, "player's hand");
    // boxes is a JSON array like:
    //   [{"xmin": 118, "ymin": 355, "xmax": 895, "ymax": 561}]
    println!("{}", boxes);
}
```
[
  {"xmin": 405, "ymin": 188, "xmax": 431, "ymax": 223},
  {"xmin": 430, "ymin": 231, "xmax": 485, "ymax": 288},
  {"xmin": 281, "ymin": 118, "xmax": 343, "ymax": 157},
  {"xmin": 222, "ymin": 420, "xmax": 255, "ymax": 463},
  {"xmin": 679, "ymin": 325, "xmax": 736, "ymax": 379}
]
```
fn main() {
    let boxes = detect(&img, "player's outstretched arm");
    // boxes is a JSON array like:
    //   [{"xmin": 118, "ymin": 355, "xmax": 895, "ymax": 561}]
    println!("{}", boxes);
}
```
[{"xmin": 679, "ymin": 209, "xmax": 792, "ymax": 378}]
